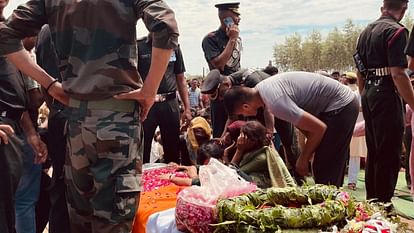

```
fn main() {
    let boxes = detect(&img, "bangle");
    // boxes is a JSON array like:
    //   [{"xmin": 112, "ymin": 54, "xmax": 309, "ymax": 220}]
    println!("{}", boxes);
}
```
[{"xmin": 46, "ymin": 80, "xmax": 58, "ymax": 93}]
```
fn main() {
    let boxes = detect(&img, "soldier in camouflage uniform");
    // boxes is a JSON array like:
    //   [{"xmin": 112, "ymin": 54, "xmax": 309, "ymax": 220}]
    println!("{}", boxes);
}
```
[{"xmin": 0, "ymin": 1, "xmax": 179, "ymax": 232}]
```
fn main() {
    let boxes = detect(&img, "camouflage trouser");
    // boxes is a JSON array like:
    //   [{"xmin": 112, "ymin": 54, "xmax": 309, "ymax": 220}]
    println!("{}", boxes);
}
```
[{"xmin": 64, "ymin": 105, "xmax": 142, "ymax": 233}]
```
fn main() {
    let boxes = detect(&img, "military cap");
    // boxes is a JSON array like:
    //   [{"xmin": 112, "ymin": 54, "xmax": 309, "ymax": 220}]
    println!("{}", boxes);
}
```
[
  {"xmin": 215, "ymin": 2, "xmax": 240, "ymax": 15},
  {"xmin": 201, "ymin": 69, "xmax": 226, "ymax": 94}
]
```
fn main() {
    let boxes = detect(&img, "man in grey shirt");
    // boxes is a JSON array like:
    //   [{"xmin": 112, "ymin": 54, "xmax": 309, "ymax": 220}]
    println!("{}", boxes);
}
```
[{"xmin": 224, "ymin": 71, "xmax": 359, "ymax": 187}]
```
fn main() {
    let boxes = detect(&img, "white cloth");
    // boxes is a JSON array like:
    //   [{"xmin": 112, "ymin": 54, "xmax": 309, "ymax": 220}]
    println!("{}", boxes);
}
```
[
  {"xmin": 146, "ymin": 208, "xmax": 183, "ymax": 233},
  {"xmin": 150, "ymin": 140, "xmax": 164, "ymax": 163},
  {"xmin": 350, "ymin": 90, "xmax": 366, "ymax": 158},
  {"xmin": 348, "ymin": 156, "xmax": 360, "ymax": 184}
]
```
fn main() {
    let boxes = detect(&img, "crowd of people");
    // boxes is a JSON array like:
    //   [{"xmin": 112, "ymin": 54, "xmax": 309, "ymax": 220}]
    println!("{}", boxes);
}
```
[{"xmin": 0, "ymin": 0, "xmax": 414, "ymax": 233}]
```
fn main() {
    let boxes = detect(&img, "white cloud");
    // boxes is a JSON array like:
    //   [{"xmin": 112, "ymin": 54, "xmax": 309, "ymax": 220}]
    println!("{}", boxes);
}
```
[{"xmin": 3, "ymin": 0, "xmax": 411, "ymax": 75}]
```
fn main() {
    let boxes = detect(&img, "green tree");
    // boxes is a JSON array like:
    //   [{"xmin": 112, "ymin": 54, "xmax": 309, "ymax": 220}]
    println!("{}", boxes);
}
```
[
  {"xmin": 302, "ymin": 30, "xmax": 322, "ymax": 72},
  {"xmin": 342, "ymin": 19, "xmax": 362, "ymax": 71},
  {"xmin": 321, "ymin": 27, "xmax": 347, "ymax": 70},
  {"xmin": 274, "ymin": 33, "xmax": 303, "ymax": 71},
  {"xmin": 402, "ymin": 13, "xmax": 413, "ymax": 32}
]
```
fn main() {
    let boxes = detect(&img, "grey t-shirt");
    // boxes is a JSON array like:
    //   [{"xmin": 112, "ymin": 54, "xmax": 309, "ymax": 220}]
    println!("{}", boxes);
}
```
[{"xmin": 255, "ymin": 72, "xmax": 355, "ymax": 125}]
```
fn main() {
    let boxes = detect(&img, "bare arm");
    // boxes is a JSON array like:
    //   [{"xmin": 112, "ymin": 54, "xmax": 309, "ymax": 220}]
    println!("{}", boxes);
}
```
[
  {"xmin": 176, "ymin": 73, "xmax": 192, "ymax": 121},
  {"xmin": 356, "ymin": 71, "xmax": 365, "ymax": 94},
  {"xmin": 198, "ymin": 92, "xmax": 204, "ymax": 109},
  {"xmin": 115, "ymin": 47, "xmax": 172, "ymax": 120},
  {"xmin": 408, "ymin": 56, "xmax": 414, "ymax": 71},
  {"xmin": 294, "ymin": 112, "xmax": 327, "ymax": 176},
  {"xmin": 6, "ymin": 50, "xmax": 69, "ymax": 105},
  {"xmin": 230, "ymin": 132, "xmax": 251, "ymax": 166},
  {"xmin": 391, "ymin": 66, "xmax": 414, "ymax": 110},
  {"xmin": 20, "ymin": 111, "xmax": 48, "ymax": 164},
  {"xmin": 263, "ymin": 107, "xmax": 275, "ymax": 135}
]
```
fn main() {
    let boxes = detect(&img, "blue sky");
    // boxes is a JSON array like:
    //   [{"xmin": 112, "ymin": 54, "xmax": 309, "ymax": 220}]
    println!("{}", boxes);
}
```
[{"xmin": 4, "ymin": 0, "xmax": 414, "ymax": 75}]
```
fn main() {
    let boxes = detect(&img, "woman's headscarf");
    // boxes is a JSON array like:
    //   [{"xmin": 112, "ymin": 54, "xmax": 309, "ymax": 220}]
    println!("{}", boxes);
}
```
[{"xmin": 187, "ymin": 117, "xmax": 212, "ymax": 153}]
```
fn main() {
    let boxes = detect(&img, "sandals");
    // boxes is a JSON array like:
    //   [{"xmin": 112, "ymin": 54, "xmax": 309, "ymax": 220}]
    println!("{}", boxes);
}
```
[{"xmin": 347, "ymin": 183, "xmax": 357, "ymax": 191}]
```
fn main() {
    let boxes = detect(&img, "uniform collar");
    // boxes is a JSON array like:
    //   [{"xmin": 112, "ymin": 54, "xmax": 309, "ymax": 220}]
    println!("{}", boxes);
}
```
[{"xmin": 380, "ymin": 13, "xmax": 398, "ymax": 22}]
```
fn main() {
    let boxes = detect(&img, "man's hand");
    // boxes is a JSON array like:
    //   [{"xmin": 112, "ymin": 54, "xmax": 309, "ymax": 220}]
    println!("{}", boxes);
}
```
[
  {"xmin": 114, "ymin": 89, "xmax": 155, "ymax": 121},
  {"xmin": 27, "ymin": 134, "xmax": 48, "ymax": 164},
  {"xmin": 180, "ymin": 108, "xmax": 193, "ymax": 130},
  {"xmin": 48, "ymin": 82, "xmax": 69, "ymax": 105},
  {"xmin": 183, "ymin": 108, "xmax": 192, "ymax": 122},
  {"xmin": 0, "ymin": 124, "xmax": 14, "ymax": 145},
  {"xmin": 226, "ymin": 24, "xmax": 239, "ymax": 40}
]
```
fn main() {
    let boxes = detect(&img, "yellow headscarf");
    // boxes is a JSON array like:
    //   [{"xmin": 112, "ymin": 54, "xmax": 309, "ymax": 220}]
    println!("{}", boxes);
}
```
[{"xmin": 187, "ymin": 117, "xmax": 212, "ymax": 152}]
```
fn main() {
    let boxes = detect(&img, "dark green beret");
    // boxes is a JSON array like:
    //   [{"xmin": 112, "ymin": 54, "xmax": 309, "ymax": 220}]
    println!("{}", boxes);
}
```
[{"xmin": 201, "ymin": 69, "xmax": 226, "ymax": 94}]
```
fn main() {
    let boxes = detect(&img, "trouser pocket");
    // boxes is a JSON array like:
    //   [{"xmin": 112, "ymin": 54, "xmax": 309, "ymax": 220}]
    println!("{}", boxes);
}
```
[{"xmin": 112, "ymin": 174, "xmax": 141, "ymax": 222}]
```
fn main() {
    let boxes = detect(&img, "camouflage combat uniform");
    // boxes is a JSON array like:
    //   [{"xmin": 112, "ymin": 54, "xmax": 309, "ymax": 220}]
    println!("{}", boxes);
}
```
[{"xmin": 0, "ymin": 1, "xmax": 179, "ymax": 232}]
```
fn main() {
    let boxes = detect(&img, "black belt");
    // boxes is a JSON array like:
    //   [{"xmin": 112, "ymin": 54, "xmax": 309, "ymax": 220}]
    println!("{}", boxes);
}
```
[
  {"xmin": 0, "ymin": 110, "xmax": 24, "ymax": 122},
  {"xmin": 154, "ymin": 92, "xmax": 176, "ymax": 103},
  {"xmin": 365, "ymin": 75, "xmax": 394, "ymax": 87}
]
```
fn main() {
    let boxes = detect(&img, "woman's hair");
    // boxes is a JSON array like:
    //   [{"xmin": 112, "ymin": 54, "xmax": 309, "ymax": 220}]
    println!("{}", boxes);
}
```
[
  {"xmin": 197, "ymin": 140, "xmax": 224, "ymax": 164},
  {"xmin": 241, "ymin": 121, "xmax": 270, "ymax": 147}
]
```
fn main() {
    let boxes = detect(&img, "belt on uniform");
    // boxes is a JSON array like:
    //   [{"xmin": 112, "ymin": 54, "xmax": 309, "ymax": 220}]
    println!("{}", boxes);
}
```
[
  {"xmin": 154, "ymin": 92, "xmax": 176, "ymax": 103},
  {"xmin": 365, "ymin": 75, "xmax": 394, "ymax": 87},
  {"xmin": 0, "ymin": 110, "xmax": 24, "ymax": 122},
  {"xmin": 68, "ymin": 98, "xmax": 136, "ymax": 112},
  {"xmin": 367, "ymin": 67, "xmax": 391, "ymax": 77}
]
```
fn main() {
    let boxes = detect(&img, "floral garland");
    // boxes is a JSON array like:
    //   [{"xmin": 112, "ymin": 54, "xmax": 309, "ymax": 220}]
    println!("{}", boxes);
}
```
[
  {"xmin": 214, "ymin": 184, "xmax": 354, "ymax": 232},
  {"xmin": 342, "ymin": 202, "xmax": 412, "ymax": 233}
]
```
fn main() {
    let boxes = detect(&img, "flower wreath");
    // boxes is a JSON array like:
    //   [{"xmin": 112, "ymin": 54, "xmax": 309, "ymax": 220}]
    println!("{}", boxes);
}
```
[{"xmin": 214, "ymin": 184, "xmax": 354, "ymax": 232}]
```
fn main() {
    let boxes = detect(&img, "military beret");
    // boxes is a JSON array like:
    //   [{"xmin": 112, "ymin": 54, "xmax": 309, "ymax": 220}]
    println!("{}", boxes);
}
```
[
  {"xmin": 229, "ymin": 69, "xmax": 270, "ymax": 88},
  {"xmin": 244, "ymin": 71, "xmax": 270, "ymax": 88},
  {"xmin": 201, "ymin": 69, "xmax": 226, "ymax": 94},
  {"xmin": 215, "ymin": 2, "xmax": 240, "ymax": 15}
]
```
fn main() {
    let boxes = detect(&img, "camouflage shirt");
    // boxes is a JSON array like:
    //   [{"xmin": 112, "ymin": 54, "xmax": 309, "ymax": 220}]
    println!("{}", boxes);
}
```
[{"xmin": 0, "ymin": 0, "xmax": 179, "ymax": 100}]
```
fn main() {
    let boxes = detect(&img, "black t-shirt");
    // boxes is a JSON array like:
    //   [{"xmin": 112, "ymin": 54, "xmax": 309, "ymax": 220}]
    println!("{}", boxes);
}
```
[
  {"xmin": 405, "ymin": 25, "xmax": 414, "ymax": 57},
  {"xmin": 137, "ymin": 37, "xmax": 186, "ymax": 94},
  {"xmin": 0, "ymin": 56, "xmax": 27, "ymax": 113},
  {"xmin": 357, "ymin": 16, "xmax": 408, "ymax": 69},
  {"xmin": 36, "ymin": 25, "xmax": 62, "ymax": 83},
  {"xmin": 202, "ymin": 28, "xmax": 241, "ymax": 75}
]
